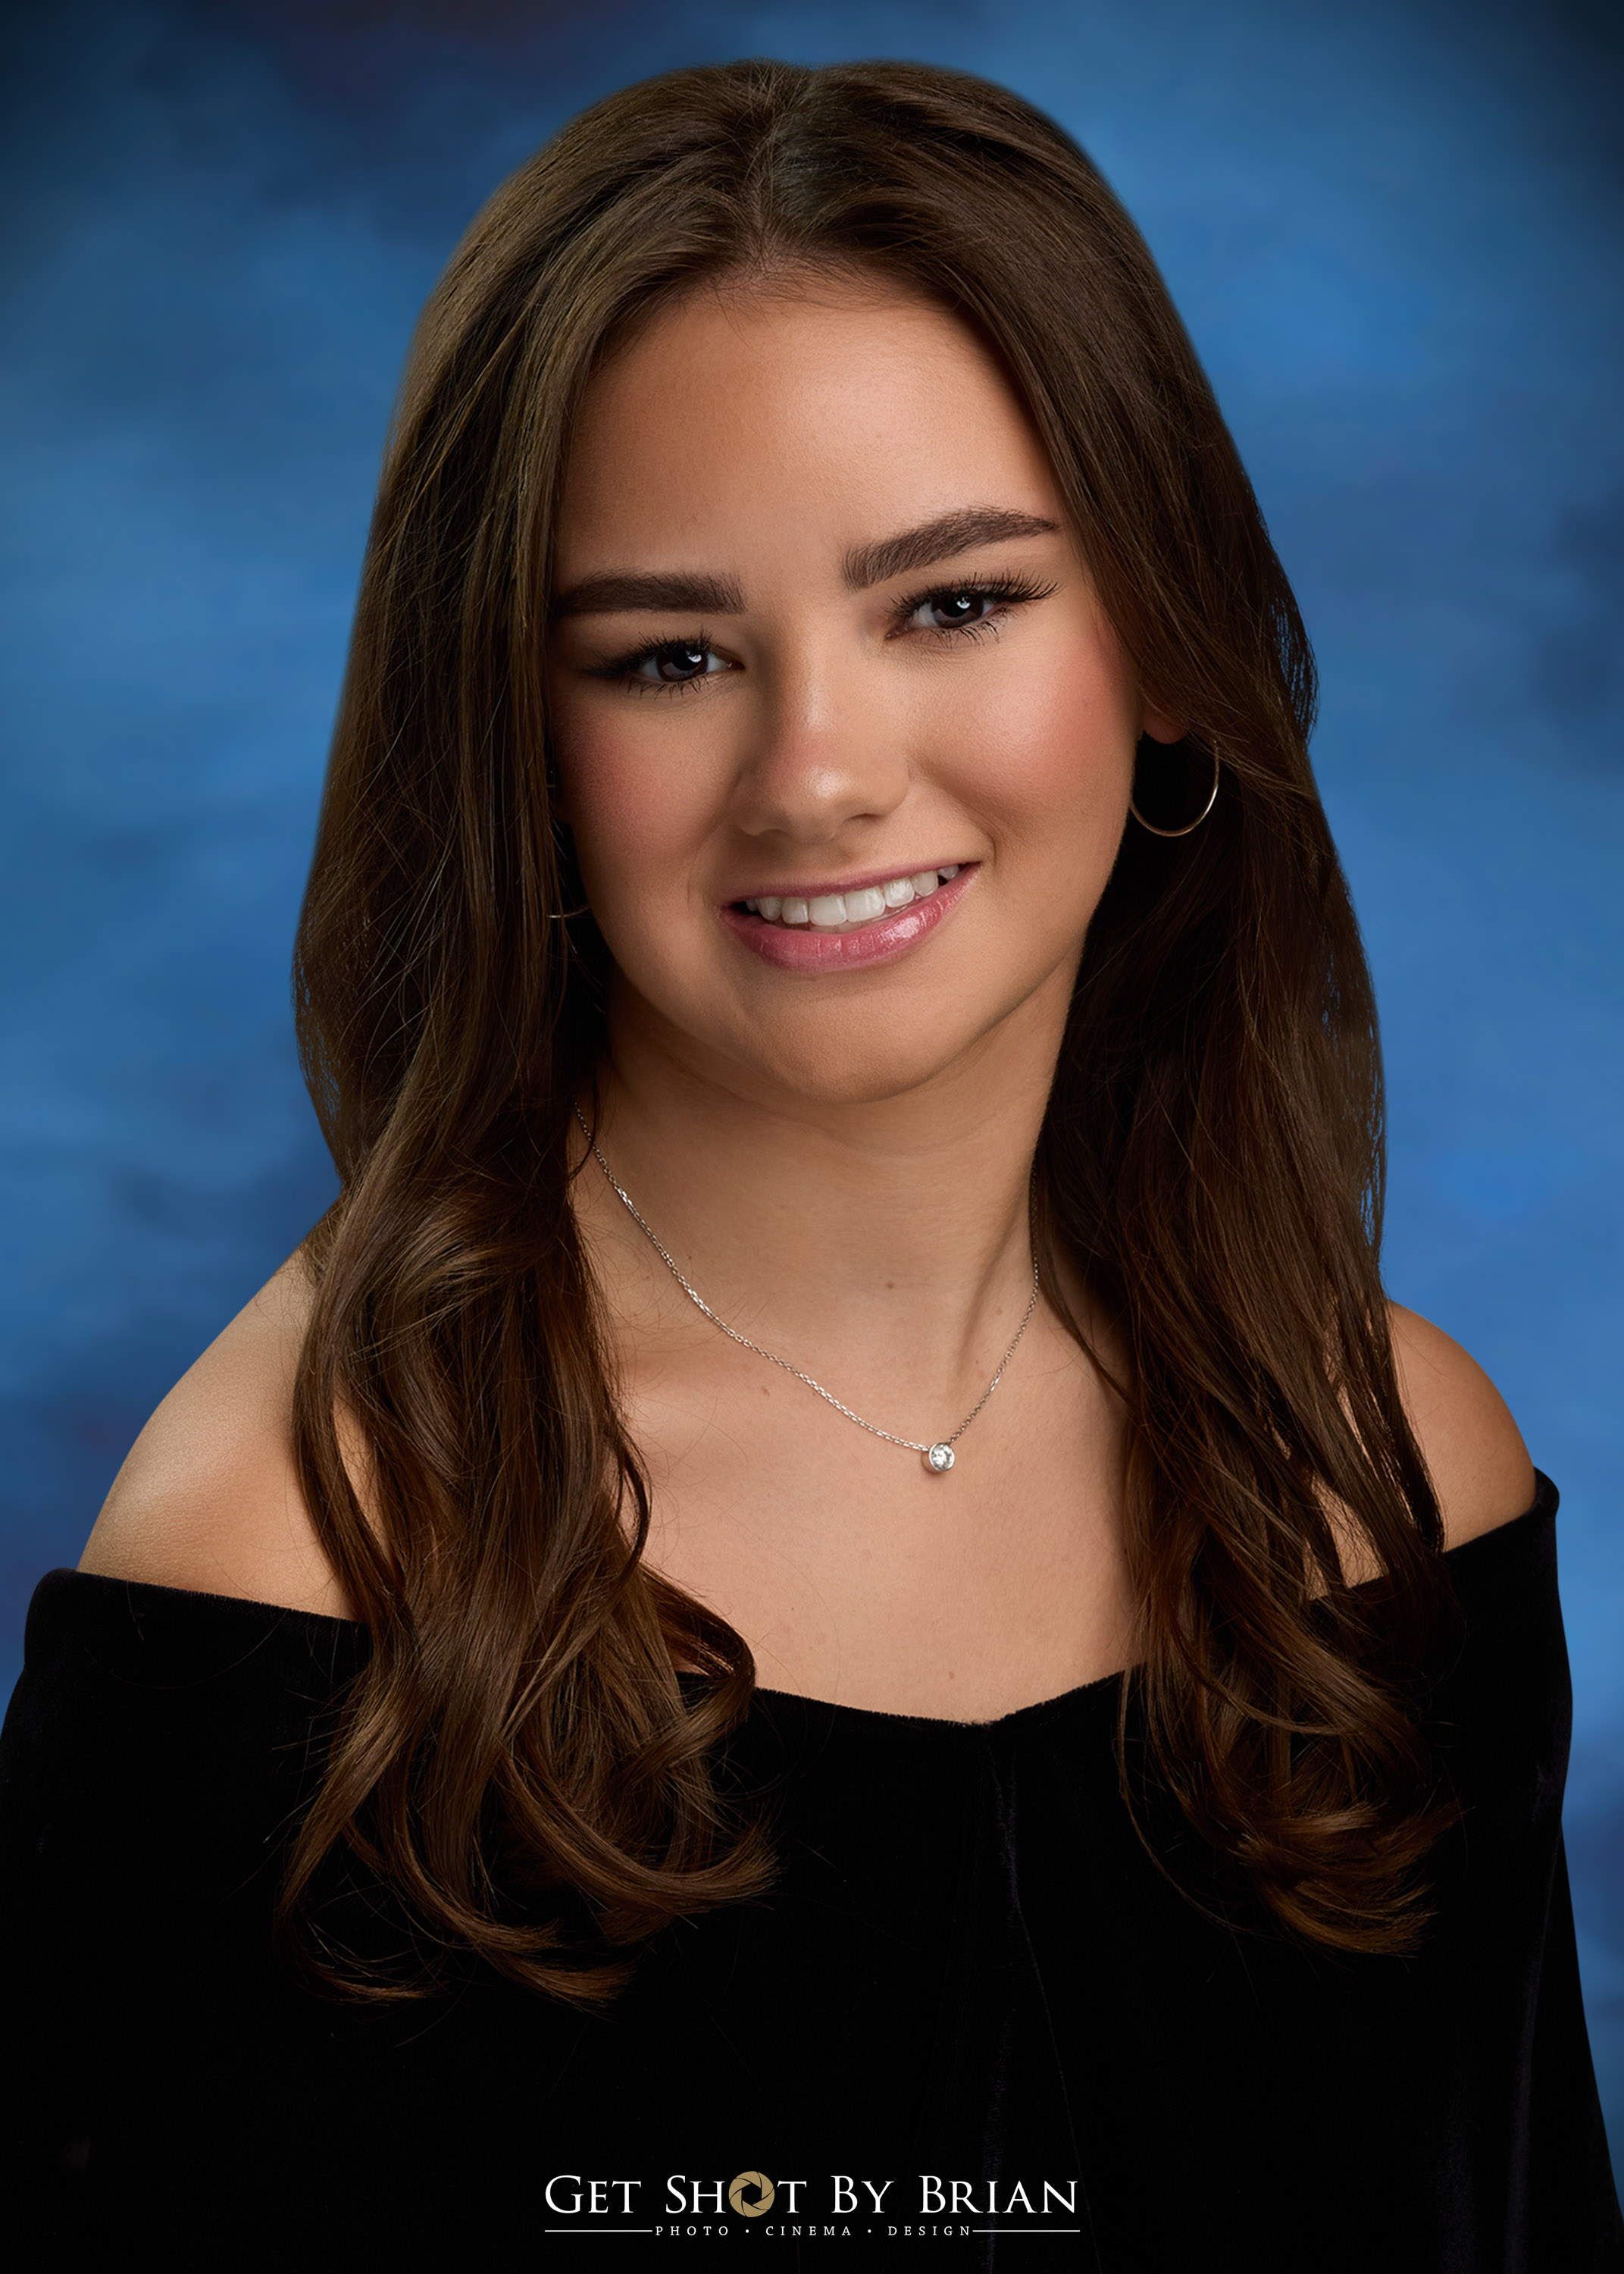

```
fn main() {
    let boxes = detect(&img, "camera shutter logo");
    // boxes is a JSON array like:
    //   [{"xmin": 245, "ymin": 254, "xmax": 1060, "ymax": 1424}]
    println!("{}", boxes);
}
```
[{"xmin": 728, "ymin": 2171, "xmax": 774, "ymax": 2217}]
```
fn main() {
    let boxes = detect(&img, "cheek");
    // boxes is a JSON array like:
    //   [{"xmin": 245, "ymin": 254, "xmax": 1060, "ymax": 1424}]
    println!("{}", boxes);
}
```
[
  {"xmin": 937, "ymin": 631, "xmax": 1137, "ymax": 863},
  {"xmin": 551, "ymin": 707, "xmax": 714, "ymax": 906}
]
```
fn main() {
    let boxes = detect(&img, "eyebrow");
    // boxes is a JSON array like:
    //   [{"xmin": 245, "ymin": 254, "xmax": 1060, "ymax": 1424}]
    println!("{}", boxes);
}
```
[
  {"xmin": 550, "ymin": 568, "xmax": 746, "ymax": 620},
  {"xmin": 549, "ymin": 505, "xmax": 1062, "ymax": 622},
  {"xmin": 842, "ymin": 506, "xmax": 1062, "ymax": 590}
]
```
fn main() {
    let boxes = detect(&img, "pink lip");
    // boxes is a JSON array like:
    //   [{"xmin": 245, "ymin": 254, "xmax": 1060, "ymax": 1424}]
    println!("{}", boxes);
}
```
[{"xmin": 718, "ymin": 864, "xmax": 978, "ymax": 973}]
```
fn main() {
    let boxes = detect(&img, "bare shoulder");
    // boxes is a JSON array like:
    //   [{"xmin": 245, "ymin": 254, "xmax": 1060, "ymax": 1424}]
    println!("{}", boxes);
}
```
[
  {"xmin": 1386, "ymin": 1302, "xmax": 1537, "ymax": 1551},
  {"xmin": 77, "ymin": 1251, "xmax": 352, "ymax": 1618}
]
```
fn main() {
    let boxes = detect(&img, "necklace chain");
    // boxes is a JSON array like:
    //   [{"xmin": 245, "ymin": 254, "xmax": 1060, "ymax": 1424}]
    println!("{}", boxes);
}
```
[{"xmin": 574, "ymin": 1108, "xmax": 1040, "ymax": 1474}]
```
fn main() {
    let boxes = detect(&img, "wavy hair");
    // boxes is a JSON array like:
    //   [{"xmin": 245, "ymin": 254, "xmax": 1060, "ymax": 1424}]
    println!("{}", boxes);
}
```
[{"xmin": 283, "ymin": 58, "xmax": 1452, "ymax": 1999}]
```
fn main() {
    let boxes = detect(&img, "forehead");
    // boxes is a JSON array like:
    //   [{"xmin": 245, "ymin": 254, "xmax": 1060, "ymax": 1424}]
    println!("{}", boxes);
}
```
[{"xmin": 553, "ymin": 279, "xmax": 1061, "ymax": 578}]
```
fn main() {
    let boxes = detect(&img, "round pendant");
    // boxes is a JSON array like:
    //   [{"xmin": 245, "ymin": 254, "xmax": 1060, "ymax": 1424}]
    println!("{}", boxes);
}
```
[{"xmin": 925, "ymin": 1442, "xmax": 956, "ymax": 1474}]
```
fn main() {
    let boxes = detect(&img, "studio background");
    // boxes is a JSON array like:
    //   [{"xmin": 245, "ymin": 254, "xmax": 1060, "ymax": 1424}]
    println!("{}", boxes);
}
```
[{"xmin": 3, "ymin": 0, "xmax": 1620, "ymax": 2146}]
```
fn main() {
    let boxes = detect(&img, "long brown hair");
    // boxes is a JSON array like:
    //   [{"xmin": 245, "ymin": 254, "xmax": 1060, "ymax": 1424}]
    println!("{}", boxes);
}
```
[{"xmin": 284, "ymin": 57, "xmax": 1452, "ymax": 2000}]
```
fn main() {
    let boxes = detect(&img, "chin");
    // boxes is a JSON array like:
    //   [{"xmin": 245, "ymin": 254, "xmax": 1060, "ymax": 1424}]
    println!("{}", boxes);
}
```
[
  {"xmin": 715, "ymin": 994, "xmax": 1035, "ymax": 1110},
  {"xmin": 749, "ymin": 1051, "xmax": 962, "ymax": 1110},
  {"xmin": 612, "ymin": 924, "xmax": 1081, "ymax": 1109}
]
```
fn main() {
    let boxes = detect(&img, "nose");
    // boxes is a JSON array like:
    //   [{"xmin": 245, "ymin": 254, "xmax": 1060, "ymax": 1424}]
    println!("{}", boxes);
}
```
[{"xmin": 728, "ymin": 645, "xmax": 911, "ymax": 846}]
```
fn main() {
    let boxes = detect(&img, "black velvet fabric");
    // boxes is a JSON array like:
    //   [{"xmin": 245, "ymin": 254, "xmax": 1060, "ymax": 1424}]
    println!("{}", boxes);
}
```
[{"xmin": 2, "ymin": 1471, "xmax": 1619, "ymax": 2270}]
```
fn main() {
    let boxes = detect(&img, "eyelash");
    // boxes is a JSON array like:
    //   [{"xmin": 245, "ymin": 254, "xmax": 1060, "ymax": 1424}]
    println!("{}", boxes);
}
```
[{"xmin": 590, "ymin": 572, "xmax": 1057, "ymax": 696}]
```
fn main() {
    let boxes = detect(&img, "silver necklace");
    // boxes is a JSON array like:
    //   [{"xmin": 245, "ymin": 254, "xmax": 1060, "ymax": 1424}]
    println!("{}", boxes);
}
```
[{"xmin": 575, "ymin": 1108, "xmax": 1040, "ymax": 1475}]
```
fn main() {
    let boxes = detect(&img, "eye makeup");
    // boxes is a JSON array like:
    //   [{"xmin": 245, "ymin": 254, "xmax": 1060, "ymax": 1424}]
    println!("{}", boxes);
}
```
[{"xmin": 580, "ymin": 569, "xmax": 1059, "ymax": 693}]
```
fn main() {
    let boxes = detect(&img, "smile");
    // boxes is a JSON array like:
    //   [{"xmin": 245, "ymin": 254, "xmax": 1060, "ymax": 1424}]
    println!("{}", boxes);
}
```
[
  {"xmin": 741, "ymin": 865, "xmax": 962, "ymax": 932},
  {"xmin": 719, "ymin": 863, "xmax": 976, "ymax": 973}
]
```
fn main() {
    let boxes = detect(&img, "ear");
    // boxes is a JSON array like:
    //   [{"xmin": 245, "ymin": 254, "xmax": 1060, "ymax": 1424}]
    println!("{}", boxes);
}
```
[{"xmin": 1140, "ymin": 702, "xmax": 1187, "ymax": 745}]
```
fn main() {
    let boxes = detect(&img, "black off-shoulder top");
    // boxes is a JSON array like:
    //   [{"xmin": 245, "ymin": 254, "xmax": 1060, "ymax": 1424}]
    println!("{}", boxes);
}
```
[{"xmin": 0, "ymin": 1472, "xmax": 1619, "ymax": 2272}]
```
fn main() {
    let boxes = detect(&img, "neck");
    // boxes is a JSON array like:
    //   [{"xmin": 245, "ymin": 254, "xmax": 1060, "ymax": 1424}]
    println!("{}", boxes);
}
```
[{"xmin": 577, "ymin": 973, "xmax": 1070, "ymax": 1413}]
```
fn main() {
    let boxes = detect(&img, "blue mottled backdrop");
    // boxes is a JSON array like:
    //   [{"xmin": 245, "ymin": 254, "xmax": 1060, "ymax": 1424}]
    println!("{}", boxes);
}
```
[{"xmin": 2, "ymin": 0, "xmax": 1620, "ymax": 2143}]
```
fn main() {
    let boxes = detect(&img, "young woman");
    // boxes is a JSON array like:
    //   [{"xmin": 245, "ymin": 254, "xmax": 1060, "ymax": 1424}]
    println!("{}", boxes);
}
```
[{"xmin": 4, "ymin": 58, "xmax": 1619, "ymax": 2273}]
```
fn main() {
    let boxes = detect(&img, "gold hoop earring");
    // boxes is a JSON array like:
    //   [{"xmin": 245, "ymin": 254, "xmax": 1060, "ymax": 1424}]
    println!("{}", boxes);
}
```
[{"xmin": 1128, "ymin": 741, "xmax": 1220, "ymax": 838}]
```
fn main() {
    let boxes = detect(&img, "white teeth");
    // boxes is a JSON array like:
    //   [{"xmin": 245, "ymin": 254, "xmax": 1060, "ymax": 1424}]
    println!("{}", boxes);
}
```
[{"xmin": 743, "ymin": 866, "xmax": 964, "ymax": 929}]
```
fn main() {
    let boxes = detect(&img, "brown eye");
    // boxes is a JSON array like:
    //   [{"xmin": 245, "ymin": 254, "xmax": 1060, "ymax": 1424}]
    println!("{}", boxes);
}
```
[
  {"xmin": 928, "ymin": 590, "xmax": 989, "ymax": 628},
  {"xmin": 904, "ymin": 587, "xmax": 1003, "ymax": 635},
  {"xmin": 640, "ymin": 640, "xmax": 715, "ymax": 682}
]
